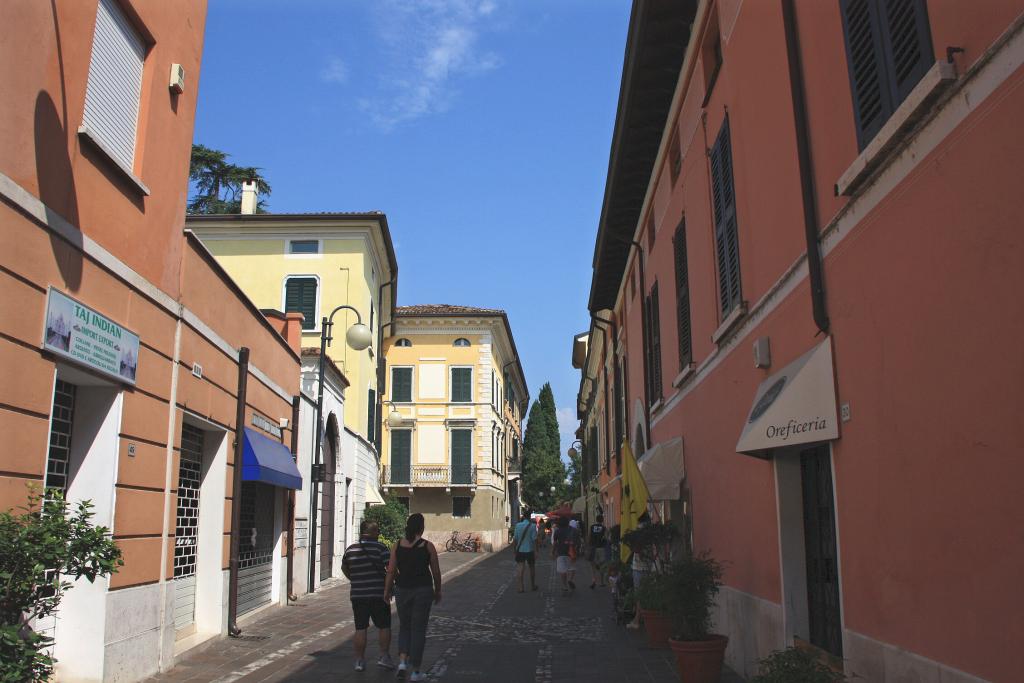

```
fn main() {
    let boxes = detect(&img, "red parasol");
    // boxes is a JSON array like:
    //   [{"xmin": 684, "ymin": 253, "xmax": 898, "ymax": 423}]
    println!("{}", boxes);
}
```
[{"xmin": 545, "ymin": 504, "xmax": 574, "ymax": 518}]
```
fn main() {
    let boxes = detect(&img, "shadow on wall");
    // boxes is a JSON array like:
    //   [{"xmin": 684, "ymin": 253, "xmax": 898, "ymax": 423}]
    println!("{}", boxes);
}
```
[{"xmin": 34, "ymin": 89, "xmax": 82, "ymax": 291}]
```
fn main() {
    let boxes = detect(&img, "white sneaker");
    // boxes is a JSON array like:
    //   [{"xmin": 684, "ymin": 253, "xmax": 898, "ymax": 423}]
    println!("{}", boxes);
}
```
[
  {"xmin": 396, "ymin": 660, "xmax": 408, "ymax": 678},
  {"xmin": 354, "ymin": 659, "xmax": 366, "ymax": 672},
  {"xmin": 409, "ymin": 673, "xmax": 428, "ymax": 682},
  {"xmin": 377, "ymin": 654, "xmax": 396, "ymax": 670}
]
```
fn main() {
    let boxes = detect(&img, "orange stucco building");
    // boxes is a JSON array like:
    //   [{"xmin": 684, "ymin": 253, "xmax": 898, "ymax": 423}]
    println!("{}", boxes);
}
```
[
  {"xmin": 1, "ymin": 2, "xmax": 303, "ymax": 680},
  {"xmin": 576, "ymin": 1, "xmax": 1024, "ymax": 681}
]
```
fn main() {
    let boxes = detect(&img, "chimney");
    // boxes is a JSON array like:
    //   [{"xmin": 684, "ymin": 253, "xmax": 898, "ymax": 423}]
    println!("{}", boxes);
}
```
[{"xmin": 240, "ymin": 179, "xmax": 257, "ymax": 214}]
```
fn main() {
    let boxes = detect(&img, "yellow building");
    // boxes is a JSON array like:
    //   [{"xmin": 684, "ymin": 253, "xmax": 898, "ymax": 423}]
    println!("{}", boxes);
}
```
[
  {"xmin": 186, "ymin": 209, "xmax": 396, "ymax": 580},
  {"xmin": 382, "ymin": 305, "xmax": 528, "ymax": 551}
]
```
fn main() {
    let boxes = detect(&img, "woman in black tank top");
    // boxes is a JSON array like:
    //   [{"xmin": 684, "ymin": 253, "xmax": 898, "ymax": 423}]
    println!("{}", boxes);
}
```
[{"xmin": 384, "ymin": 513, "xmax": 442, "ymax": 681}]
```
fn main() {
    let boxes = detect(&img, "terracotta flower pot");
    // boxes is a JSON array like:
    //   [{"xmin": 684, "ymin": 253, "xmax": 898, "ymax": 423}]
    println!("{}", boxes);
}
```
[
  {"xmin": 668, "ymin": 634, "xmax": 729, "ymax": 683},
  {"xmin": 639, "ymin": 608, "xmax": 672, "ymax": 648}
]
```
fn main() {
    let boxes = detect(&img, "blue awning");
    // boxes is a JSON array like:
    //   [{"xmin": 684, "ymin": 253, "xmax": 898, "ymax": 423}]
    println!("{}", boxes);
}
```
[{"xmin": 242, "ymin": 427, "xmax": 302, "ymax": 490}]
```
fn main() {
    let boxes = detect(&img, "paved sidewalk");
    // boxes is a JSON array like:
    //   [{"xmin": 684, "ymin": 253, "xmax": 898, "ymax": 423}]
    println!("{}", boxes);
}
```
[{"xmin": 149, "ymin": 549, "xmax": 745, "ymax": 682}]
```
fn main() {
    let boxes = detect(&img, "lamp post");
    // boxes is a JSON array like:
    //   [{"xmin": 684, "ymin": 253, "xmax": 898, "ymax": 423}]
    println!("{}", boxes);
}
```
[
  {"xmin": 309, "ymin": 305, "xmax": 372, "ymax": 594},
  {"xmin": 568, "ymin": 439, "xmax": 583, "ymax": 499}
]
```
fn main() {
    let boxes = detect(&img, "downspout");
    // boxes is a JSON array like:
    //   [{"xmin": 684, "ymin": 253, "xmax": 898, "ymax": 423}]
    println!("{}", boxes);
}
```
[
  {"xmin": 376, "ymin": 278, "xmax": 396, "ymax": 453},
  {"xmin": 782, "ymin": 0, "xmax": 830, "ymax": 334},
  {"xmin": 287, "ymin": 395, "xmax": 300, "ymax": 603},
  {"xmin": 228, "ymin": 347, "xmax": 250, "ymax": 637}
]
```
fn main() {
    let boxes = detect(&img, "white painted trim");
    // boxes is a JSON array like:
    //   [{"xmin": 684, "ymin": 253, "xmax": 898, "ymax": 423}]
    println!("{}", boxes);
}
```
[
  {"xmin": 711, "ymin": 302, "xmax": 747, "ymax": 345},
  {"xmin": 651, "ymin": 22, "xmax": 1024, "ymax": 429},
  {"xmin": 284, "ymin": 238, "xmax": 323, "ymax": 258},
  {"xmin": 248, "ymin": 364, "xmax": 293, "ymax": 405}
]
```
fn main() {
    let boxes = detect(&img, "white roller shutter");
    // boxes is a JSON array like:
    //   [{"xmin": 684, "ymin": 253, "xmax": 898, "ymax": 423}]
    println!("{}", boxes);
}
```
[{"xmin": 82, "ymin": 0, "xmax": 145, "ymax": 171}]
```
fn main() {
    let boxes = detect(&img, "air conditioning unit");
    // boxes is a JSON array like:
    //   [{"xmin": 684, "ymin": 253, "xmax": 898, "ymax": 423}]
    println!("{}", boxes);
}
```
[{"xmin": 169, "ymin": 63, "xmax": 185, "ymax": 94}]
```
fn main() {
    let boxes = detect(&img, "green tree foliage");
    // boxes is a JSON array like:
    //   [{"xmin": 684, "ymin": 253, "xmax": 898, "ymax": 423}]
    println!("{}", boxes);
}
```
[
  {"xmin": 1, "ymin": 488, "xmax": 123, "ymax": 682},
  {"xmin": 361, "ymin": 496, "xmax": 408, "ymax": 547},
  {"xmin": 188, "ymin": 144, "xmax": 272, "ymax": 214},
  {"xmin": 521, "ymin": 383, "xmax": 569, "ymax": 509}
]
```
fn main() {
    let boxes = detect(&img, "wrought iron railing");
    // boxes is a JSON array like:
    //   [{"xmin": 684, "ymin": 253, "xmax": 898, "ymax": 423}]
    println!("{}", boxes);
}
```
[{"xmin": 383, "ymin": 465, "xmax": 478, "ymax": 487}]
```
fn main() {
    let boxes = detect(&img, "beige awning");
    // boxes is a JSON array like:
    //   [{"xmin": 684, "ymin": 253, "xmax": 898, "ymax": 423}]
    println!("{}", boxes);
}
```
[
  {"xmin": 571, "ymin": 495, "xmax": 586, "ymax": 513},
  {"xmin": 365, "ymin": 481, "xmax": 385, "ymax": 505},
  {"xmin": 638, "ymin": 437, "xmax": 685, "ymax": 500},
  {"xmin": 736, "ymin": 338, "xmax": 839, "ymax": 456}
]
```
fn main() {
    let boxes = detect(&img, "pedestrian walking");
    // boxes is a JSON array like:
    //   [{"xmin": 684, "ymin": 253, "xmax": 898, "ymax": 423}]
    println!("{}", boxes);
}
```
[
  {"xmin": 384, "ymin": 513, "xmax": 442, "ymax": 682},
  {"xmin": 551, "ymin": 515, "xmax": 581, "ymax": 595},
  {"xmin": 512, "ymin": 508, "xmax": 538, "ymax": 593},
  {"xmin": 341, "ymin": 520, "xmax": 395, "ymax": 672},
  {"xmin": 587, "ymin": 514, "xmax": 609, "ymax": 589}
]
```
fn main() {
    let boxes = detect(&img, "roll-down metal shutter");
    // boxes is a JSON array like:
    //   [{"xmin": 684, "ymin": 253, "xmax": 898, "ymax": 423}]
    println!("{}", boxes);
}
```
[
  {"xmin": 83, "ymin": 0, "xmax": 145, "ymax": 171},
  {"xmin": 237, "ymin": 482, "xmax": 275, "ymax": 616},
  {"xmin": 173, "ymin": 425, "xmax": 204, "ymax": 631}
]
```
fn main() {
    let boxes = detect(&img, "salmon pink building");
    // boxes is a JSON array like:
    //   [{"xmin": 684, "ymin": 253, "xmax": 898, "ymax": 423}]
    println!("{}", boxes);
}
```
[
  {"xmin": 1, "ymin": 2, "xmax": 304, "ymax": 680},
  {"xmin": 575, "ymin": 1, "xmax": 1024, "ymax": 680}
]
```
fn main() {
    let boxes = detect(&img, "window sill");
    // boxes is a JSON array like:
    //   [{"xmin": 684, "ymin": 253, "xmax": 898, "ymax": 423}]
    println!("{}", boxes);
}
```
[
  {"xmin": 672, "ymin": 363, "xmax": 696, "ymax": 389},
  {"xmin": 77, "ymin": 125, "xmax": 150, "ymax": 196},
  {"xmin": 649, "ymin": 398, "xmax": 664, "ymax": 415},
  {"xmin": 835, "ymin": 61, "xmax": 957, "ymax": 197},
  {"xmin": 712, "ymin": 302, "xmax": 748, "ymax": 345}
]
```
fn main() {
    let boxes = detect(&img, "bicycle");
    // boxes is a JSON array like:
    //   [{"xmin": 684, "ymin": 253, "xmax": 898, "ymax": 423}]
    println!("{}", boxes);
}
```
[{"xmin": 445, "ymin": 530, "xmax": 479, "ymax": 552}]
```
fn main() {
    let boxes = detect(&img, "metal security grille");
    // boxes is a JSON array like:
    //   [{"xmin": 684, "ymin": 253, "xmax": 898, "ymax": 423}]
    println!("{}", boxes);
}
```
[
  {"xmin": 45, "ymin": 380, "xmax": 77, "ymax": 495},
  {"xmin": 238, "ymin": 482, "xmax": 275, "ymax": 615},
  {"xmin": 173, "ymin": 424, "xmax": 204, "ymax": 631}
]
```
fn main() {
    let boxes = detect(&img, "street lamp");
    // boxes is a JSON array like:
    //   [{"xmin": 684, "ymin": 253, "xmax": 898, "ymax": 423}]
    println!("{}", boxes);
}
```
[
  {"xmin": 567, "ymin": 439, "xmax": 583, "ymax": 460},
  {"xmin": 382, "ymin": 401, "xmax": 406, "ymax": 428},
  {"xmin": 309, "ymin": 304, "xmax": 371, "ymax": 594}
]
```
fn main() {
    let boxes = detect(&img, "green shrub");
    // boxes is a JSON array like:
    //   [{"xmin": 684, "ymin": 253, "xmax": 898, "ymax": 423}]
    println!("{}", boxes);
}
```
[
  {"xmin": 663, "ymin": 550, "xmax": 725, "ymax": 641},
  {"xmin": 1, "ymin": 488, "xmax": 123, "ymax": 682},
  {"xmin": 752, "ymin": 648, "xmax": 846, "ymax": 683},
  {"xmin": 362, "ymin": 495, "xmax": 408, "ymax": 543},
  {"xmin": 635, "ymin": 572, "xmax": 670, "ymax": 611}
]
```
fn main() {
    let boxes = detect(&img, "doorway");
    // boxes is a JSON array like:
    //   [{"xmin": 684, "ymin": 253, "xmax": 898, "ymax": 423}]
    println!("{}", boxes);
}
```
[{"xmin": 320, "ymin": 418, "xmax": 339, "ymax": 581}]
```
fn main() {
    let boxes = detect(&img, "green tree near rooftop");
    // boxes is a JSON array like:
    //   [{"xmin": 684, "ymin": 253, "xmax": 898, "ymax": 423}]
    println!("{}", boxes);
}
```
[
  {"xmin": 521, "ymin": 383, "xmax": 570, "ymax": 510},
  {"xmin": 188, "ymin": 144, "xmax": 272, "ymax": 214}
]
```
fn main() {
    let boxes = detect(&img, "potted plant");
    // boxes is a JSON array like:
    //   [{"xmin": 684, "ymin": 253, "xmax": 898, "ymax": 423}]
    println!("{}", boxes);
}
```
[
  {"xmin": 635, "ymin": 573, "xmax": 673, "ymax": 648},
  {"xmin": 752, "ymin": 647, "xmax": 845, "ymax": 682},
  {"xmin": 663, "ymin": 551, "xmax": 728, "ymax": 683}
]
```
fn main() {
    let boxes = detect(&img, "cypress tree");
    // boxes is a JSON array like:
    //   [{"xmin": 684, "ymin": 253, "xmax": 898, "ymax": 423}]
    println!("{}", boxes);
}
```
[{"xmin": 521, "ymin": 382, "xmax": 568, "ymax": 509}]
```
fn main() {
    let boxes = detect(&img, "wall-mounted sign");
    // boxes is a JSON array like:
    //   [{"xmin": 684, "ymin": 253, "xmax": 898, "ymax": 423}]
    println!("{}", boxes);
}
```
[
  {"xmin": 43, "ymin": 288, "xmax": 140, "ymax": 385},
  {"xmin": 251, "ymin": 412, "xmax": 283, "ymax": 438}
]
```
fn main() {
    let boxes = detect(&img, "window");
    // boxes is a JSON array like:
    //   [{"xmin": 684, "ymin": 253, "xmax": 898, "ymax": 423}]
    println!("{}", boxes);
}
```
[
  {"xmin": 613, "ymin": 357, "xmax": 624, "ymax": 453},
  {"xmin": 453, "ymin": 338, "xmax": 471, "ymax": 347},
  {"xmin": 673, "ymin": 220, "xmax": 693, "ymax": 369},
  {"xmin": 284, "ymin": 277, "xmax": 318, "ymax": 330},
  {"xmin": 645, "ymin": 282, "xmax": 663, "ymax": 404},
  {"xmin": 840, "ymin": 0, "xmax": 934, "ymax": 150},
  {"xmin": 710, "ymin": 117, "xmax": 742, "ymax": 317},
  {"xmin": 82, "ymin": 0, "xmax": 146, "ymax": 173},
  {"xmin": 701, "ymin": 12, "xmax": 723, "ymax": 107},
  {"xmin": 451, "ymin": 430, "xmax": 472, "ymax": 484},
  {"xmin": 451, "ymin": 367, "xmax": 472, "ymax": 403},
  {"xmin": 45, "ymin": 380, "xmax": 77, "ymax": 496},
  {"xmin": 391, "ymin": 367, "xmax": 413, "ymax": 403},
  {"xmin": 668, "ymin": 126, "xmax": 682, "ymax": 184},
  {"xmin": 452, "ymin": 497, "xmax": 471, "ymax": 518},
  {"xmin": 395, "ymin": 338, "xmax": 413, "ymax": 347},
  {"xmin": 367, "ymin": 388, "xmax": 376, "ymax": 441},
  {"xmin": 588, "ymin": 426, "xmax": 599, "ymax": 480},
  {"xmin": 645, "ymin": 213, "xmax": 656, "ymax": 251},
  {"xmin": 288, "ymin": 240, "xmax": 319, "ymax": 255},
  {"xmin": 390, "ymin": 430, "xmax": 411, "ymax": 484}
]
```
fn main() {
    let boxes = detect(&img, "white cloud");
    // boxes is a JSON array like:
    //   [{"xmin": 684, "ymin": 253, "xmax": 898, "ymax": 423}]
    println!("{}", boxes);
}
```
[
  {"xmin": 361, "ymin": 0, "xmax": 503, "ymax": 130},
  {"xmin": 320, "ymin": 57, "xmax": 349, "ymax": 84}
]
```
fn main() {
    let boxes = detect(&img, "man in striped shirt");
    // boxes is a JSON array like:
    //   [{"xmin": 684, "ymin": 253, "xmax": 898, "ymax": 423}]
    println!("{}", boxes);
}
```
[{"xmin": 342, "ymin": 520, "xmax": 395, "ymax": 672}]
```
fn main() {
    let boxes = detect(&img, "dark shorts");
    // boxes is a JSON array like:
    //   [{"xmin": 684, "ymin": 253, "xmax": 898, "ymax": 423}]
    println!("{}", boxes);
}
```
[
  {"xmin": 588, "ymin": 545, "xmax": 608, "ymax": 563},
  {"xmin": 515, "ymin": 551, "xmax": 535, "ymax": 565},
  {"xmin": 351, "ymin": 598, "xmax": 391, "ymax": 630}
]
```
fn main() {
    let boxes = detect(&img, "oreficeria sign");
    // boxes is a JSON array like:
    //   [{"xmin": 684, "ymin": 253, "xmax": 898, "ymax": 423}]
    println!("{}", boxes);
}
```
[{"xmin": 42, "ymin": 288, "xmax": 140, "ymax": 385}]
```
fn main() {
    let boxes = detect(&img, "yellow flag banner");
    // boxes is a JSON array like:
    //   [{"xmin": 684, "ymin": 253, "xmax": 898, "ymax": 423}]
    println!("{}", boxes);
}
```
[{"xmin": 619, "ymin": 438, "xmax": 650, "ymax": 563}]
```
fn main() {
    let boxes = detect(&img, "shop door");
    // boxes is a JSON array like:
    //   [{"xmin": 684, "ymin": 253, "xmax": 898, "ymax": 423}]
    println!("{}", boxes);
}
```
[
  {"xmin": 237, "ymin": 482, "xmax": 275, "ymax": 616},
  {"xmin": 173, "ymin": 424, "xmax": 204, "ymax": 631},
  {"xmin": 320, "ymin": 439, "xmax": 336, "ymax": 581},
  {"xmin": 800, "ymin": 445, "xmax": 843, "ymax": 656}
]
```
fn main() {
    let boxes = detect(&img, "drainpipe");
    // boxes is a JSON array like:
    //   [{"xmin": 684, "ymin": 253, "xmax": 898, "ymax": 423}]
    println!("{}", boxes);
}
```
[
  {"xmin": 376, "ymin": 278, "xmax": 396, "ymax": 453},
  {"xmin": 287, "ymin": 395, "xmax": 300, "ymax": 603},
  {"xmin": 781, "ymin": 0, "xmax": 830, "ymax": 335},
  {"xmin": 228, "ymin": 347, "xmax": 250, "ymax": 637}
]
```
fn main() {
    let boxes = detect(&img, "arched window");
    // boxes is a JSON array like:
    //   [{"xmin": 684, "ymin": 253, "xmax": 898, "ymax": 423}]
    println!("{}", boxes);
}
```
[
  {"xmin": 395, "ymin": 338, "xmax": 412, "ymax": 347},
  {"xmin": 453, "ymin": 338, "xmax": 471, "ymax": 347}
]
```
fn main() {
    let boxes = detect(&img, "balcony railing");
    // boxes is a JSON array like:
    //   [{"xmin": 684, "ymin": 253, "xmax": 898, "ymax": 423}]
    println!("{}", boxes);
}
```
[{"xmin": 383, "ymin": 465, "xmax": 478, "ymax": 488}]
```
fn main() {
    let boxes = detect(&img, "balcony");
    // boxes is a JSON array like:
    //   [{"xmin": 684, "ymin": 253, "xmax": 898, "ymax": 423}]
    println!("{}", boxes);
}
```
[{"xmin": 382, "ymin": 465, "xmax": 478, "ymax": 489}]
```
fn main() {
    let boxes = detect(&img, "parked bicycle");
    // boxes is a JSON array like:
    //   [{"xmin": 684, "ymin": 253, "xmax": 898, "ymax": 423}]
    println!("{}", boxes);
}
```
[{"xmin": 445, "ymin": 529, "xmax": 479, "ymax": 552}]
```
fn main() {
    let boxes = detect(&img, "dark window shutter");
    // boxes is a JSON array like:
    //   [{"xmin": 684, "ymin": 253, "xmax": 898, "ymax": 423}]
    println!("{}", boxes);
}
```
[
  {"xmin": 673, "ymin": 221, "xmax": 693, "ymax": 368},
  {"xmin": 613, "ymin": 359, "xmax": 624, "ymax": 453},
  {"xmin": 452, "ymin": 368, "xmax": 472, "ymax": 402},
  {"xmin": 392, "ymin": 367, "xmax": 412, "ymax": 403},
  {"xmin": 650, "ymin": 283, "xmax": 663, "ymax": 401},
  {"xmin": 841, "ymin": 0, "xmax": 933, "ymax": 150},
  {"xmin": 390, "ymin": 430, "xmax": 410, "ymax": 484},
  {"xmin": 451, "ymin": 430, "xmax": 472, "ymax": 484},
  {"xmin": 367, "ymin": 388, "xmax": 376, "ymax": 441},
  {"xmin": 285, "ymin": 278, "xmax": 318, "ymax": 330},
  {"xmin": 710, "ymin": 118, "xmax": 742, "ymax": 316}
]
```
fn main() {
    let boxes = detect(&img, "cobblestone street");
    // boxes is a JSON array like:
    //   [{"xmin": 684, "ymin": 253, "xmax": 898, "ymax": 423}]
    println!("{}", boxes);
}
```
[{"xmin": 149, "ymin": 548, "xmax": 745, "ymax": 682}]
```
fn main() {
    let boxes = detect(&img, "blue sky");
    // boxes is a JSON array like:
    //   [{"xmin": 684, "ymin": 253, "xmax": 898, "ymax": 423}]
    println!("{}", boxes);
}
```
[{"xmin": 192, "ymin": 0, "xmax": 631, "ymax": 457}]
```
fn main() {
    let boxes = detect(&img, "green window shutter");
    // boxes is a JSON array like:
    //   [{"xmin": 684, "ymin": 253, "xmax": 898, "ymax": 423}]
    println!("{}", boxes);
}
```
[
  {"xmin": 452, "ymin": 368, "xmax": 471, "ymax": 402},
  {"xmin": 650, "ymin": 282, "xmax": 663, "ymax": 401},
  {"xmin": 367, "ymin": 388, "xmax": 376, "ymax": 442},
  {"xmin": 451, "ymin": 429, "xmax": 472, "ymax": 484},
  {"xmin": 390, "ymin": 430, "xmax": 411, "ymax": 484},
  {"xmin": 710, "ymin": 118, "xmax": 742, "ymax": 316},
  {"xmin": 392, "ymin": 367, "xmax": 412, "ymax": 403},
  {"xmin": 285, "ymin": 278, "xmax": 318, "ymax": 330},
  {"xmin": 673, "ymin": 220, "xmax": 693, "ymax": 368}
]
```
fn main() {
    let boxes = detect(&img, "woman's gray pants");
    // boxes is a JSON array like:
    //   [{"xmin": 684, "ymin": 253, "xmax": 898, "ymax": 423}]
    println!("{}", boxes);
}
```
[{"xmin": 395, "ymin": 585, "xmax": 434, "ymax": 668}]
